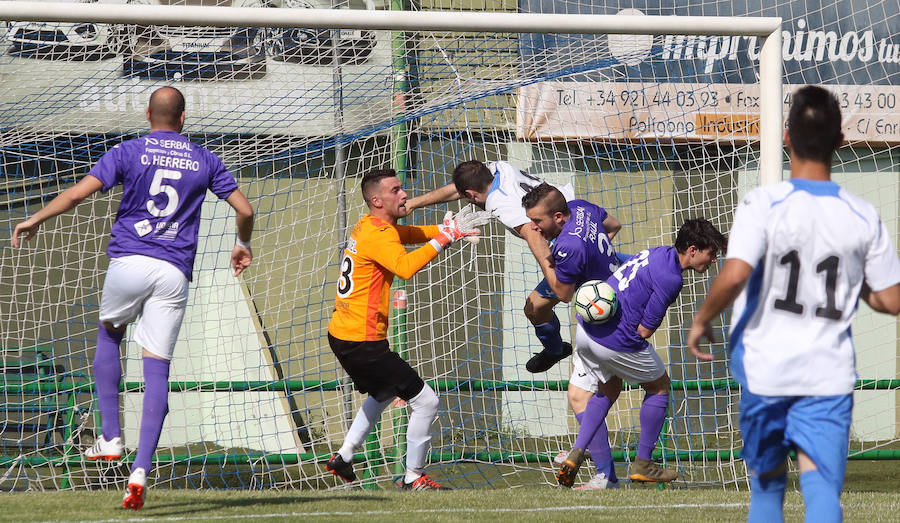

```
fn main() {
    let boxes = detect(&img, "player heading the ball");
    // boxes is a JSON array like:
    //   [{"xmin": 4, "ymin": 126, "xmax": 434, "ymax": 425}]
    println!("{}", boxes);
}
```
[{"xmin": 405, "ymin": 160, "xmax": 625, "ymax": 374}]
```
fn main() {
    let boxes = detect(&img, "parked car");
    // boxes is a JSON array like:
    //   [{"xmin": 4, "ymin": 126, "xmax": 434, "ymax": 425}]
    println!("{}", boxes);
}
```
[
  {"xmin": 270, "ymin": 0, "xmax": 376, "ymax": 66},
  {"xmin": 119, "ymin": 0, "xmax": 268, "ymax": 80},
  {"xmin": 6, "ymin": 0, "xmax": 119, "ymax": 61}
]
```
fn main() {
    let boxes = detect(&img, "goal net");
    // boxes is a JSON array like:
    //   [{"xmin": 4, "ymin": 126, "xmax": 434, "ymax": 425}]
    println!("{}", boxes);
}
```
[{"xmin": 0, "ymin": 0, "xmax": 895, "ymax": 492}]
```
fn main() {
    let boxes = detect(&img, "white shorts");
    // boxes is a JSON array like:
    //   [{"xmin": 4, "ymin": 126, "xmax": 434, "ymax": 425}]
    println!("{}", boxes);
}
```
[
  {"xmin": 569, "ymin": 354, "xmax": 598, "ymax": 394},
  {"xmin": 573, "ymin": 323, "xmax": 666, "ymax": 385},
  {"xmin": 99, "ymin": 255, "xmax": 188, "ymax": 360}
]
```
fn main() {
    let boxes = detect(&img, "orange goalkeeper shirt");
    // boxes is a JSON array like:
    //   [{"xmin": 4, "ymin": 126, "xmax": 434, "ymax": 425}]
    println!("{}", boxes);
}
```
[{"xmin": 328, "ymin": 214, "xmax": 440, "ymax": 342}]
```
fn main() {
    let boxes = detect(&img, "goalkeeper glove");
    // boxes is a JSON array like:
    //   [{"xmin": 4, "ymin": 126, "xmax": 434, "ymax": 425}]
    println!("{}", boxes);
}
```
[{"xmin": 429, "ymin": 204, "xmax": 492, "ymax": 252}]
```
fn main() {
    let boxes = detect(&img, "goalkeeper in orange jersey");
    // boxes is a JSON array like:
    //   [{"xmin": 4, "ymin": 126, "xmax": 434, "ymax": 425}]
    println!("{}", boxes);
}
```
[{"xmin": 325, "ymin": 169, "xmax": 490, "ymax": 490}]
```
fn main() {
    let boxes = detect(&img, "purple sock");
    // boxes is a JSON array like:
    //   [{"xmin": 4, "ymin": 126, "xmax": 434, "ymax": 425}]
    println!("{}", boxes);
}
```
[
  {"xmin": 637, "ymin": 392, "xmax": 669, "ymax": 461},
  {"xmin": 534, "ymin": 313, "xmax": 564, "ymax": 355},
  {"xmin": 573, "ymin": 393, "xmax": 612, "ymax": 451},
  {"xmin": 94, "ymin": 326, "xmax": 124, "ymax": 439},
  {"xmin": 587, "ymin": 421, "xmax": 617, "ymax": 482},
  {"xmin": 133, "ymin": 357, "xmax": 170, "ymax": 473},
  {"xmin": 574, "ymin": 405, "xmax": 617, "ymax": 481}
]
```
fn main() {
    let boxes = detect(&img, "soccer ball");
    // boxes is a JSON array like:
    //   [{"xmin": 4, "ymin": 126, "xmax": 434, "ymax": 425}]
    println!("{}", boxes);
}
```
[{"xmin": 573, "ymin": 280, "xmax": 618, "ymax": 324}]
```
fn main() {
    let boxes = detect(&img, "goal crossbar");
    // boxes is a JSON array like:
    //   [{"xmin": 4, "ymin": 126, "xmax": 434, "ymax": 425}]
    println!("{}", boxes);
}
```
[{"xmin": 0, "ymin": 3, "xmax": 780, "ymax": 35}]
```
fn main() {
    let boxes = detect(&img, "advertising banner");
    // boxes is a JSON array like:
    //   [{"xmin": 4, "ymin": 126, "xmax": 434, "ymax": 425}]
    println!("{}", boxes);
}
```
[{"xmin": 516, "ymin": 1, "xmax": 899, "ymax": 144}]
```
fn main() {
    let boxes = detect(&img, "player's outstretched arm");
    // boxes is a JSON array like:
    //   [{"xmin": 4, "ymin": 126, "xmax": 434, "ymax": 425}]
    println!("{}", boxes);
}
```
[
  {"xmin": 12, "ymin": 175, "xmax": 104, "ymax": 248},
  {"xmin": 687, "ymin": 258, "xmax": 752, "ymax": 361},
  {"xmin": 361, "ymin": 205, "xmax": 492, "ymax": 282},
  {"xmin": 404, "ymin": 183, "xmax": 460, "ymax": 214},
  {"xmin": 226, "ymin": 189, "xmax": 254, "ymax": 277}
]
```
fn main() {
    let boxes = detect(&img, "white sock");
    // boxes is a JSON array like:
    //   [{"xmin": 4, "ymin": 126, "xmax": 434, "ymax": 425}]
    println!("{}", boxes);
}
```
[
  {"xmin": 338, "ymin": 396, "xmax": 391, "ymax": 462},
  {"xmin": 404, "ymin": 384, "xmax": 439, "ymax": 480},
  {"xmin": 404, "ymin": 469, "xmax": 422, "ymax": 484}
]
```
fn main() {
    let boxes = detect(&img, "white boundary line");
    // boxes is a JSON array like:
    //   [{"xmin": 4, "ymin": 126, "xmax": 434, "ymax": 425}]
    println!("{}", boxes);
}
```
[{"xmin": 41, "ymin": 503, "xmax": 752, "ymax": 523}]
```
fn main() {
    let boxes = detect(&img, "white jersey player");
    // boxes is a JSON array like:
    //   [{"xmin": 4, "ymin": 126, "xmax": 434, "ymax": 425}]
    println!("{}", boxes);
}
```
[
  {"xmin": 688, "ymin": 85, "xmax": 900, "ymax": 522},
  {"xmin": 483, "ymin": 160, "xmax": 576, "ymax": 234},
  {"xmin": 726, "ymin": 180, "xmax": 898, "ymax": 395}
]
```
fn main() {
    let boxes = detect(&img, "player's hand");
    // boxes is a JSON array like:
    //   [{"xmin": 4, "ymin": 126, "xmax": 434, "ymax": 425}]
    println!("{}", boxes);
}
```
[
  {"xmin": 393, "ymin": 397, "xmax": 407, "ymax": 407},
  {"xmin": 231, "ymin": 244, "xmax": 252, "ymax": 277},
  {"xmin": 11, "ymin": 219, "xmax": 40, "ymax": 248},
  {"xmin": 433, "ymin": 204, "xmax": 492, "ymax": 249},
  {"xmin": 400, "ymin": 197, "xmax": 418, "ymax": 218},
  {"xmin": 686, "ymin": 318, "xmax": 716, "ymax": 361},
  {"xmin": 457, "ymin": 204, "xmax": 493, "ymax": 244}
]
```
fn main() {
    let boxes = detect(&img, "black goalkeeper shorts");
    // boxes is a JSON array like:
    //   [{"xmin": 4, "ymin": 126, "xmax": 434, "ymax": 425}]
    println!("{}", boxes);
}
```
[{"xmin": 328, "ymin": 333, "xmax": 425, "ymax": 402}]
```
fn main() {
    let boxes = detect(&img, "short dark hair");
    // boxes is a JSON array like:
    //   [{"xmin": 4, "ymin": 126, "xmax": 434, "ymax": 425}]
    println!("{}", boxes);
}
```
[
  {"xmin": 674, "ymin": 218, "xmax": 727, "ymax": 256},
  {"xmin": 521, "ymin": 183, "xmax": 569, "ymax": 216},
  {"xmin": 787, "ymin": 85, "xmax": 842, "ymax": 164},
  {"xmin": 148, "ymin": 86, "xmax": 185, "ymax": 128},
  {"xmin": 361, "ymin": 169, "xmax": 396, "ymax": 203},
  {"xmin": 452, "ymin": 161, "xmax": 493, "ymax": 194}
]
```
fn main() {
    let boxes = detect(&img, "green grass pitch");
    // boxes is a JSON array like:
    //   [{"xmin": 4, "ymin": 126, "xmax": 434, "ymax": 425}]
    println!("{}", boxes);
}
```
[
  {"xmin": 3, "ymin": 489, "xmax": 900, "ymax": 522},
  {"xmin": 3, "ymin": 461, "xmax": 900, "ymax": 523}
]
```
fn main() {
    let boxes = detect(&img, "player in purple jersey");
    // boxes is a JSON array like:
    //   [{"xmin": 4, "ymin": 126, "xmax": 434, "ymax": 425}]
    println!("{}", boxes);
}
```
[
  {"xmin": 11, "ymin": 87, "xmax": 254, "ymax": 510},
  {"xmin": 522, "ymin": 184, "xmax": 725, "ymax": 487},
  {"xmin": 520, "ymin": 183, "xmax": 624, "ymax": 488}
]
